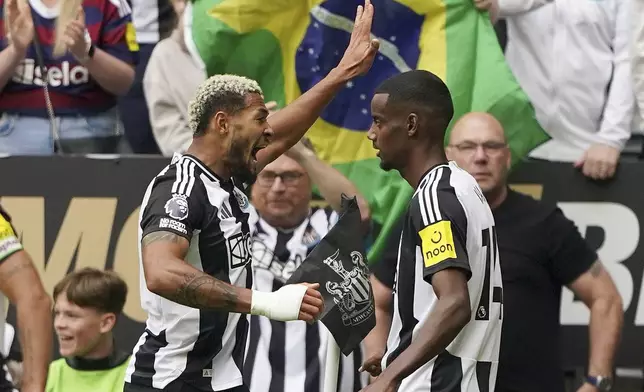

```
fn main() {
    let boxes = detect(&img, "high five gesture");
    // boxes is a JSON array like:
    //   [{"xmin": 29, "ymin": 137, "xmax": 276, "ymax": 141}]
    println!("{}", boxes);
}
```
[
  {"xmin": 255, "ymin": 0, "xmax": 380, "ymax": 170},
  {"xmin": 337, "ymin": 0, "xmax": 380, "ymax": 78}
]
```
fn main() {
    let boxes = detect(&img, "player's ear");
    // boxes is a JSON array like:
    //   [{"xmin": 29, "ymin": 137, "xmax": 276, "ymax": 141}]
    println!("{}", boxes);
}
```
[
  {"xmin": 407, "ymin": 113, "xmax": 418, "ymax": 137},
  {"xmin": 212, "ymin": 111, "xmax": 228, "ymax": 135}
]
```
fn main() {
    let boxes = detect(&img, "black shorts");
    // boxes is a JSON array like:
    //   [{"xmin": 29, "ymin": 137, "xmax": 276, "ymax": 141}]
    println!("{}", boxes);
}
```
[{"xmin": 123, "ymin": 380, "xmax": 249, "ymax": 392}]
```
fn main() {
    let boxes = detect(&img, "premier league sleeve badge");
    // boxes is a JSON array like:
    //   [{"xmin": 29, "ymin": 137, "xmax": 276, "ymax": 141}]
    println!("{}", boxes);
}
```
[{"xmin": 164, "ymin": 194, "xmax": 190, "ymax": 221}]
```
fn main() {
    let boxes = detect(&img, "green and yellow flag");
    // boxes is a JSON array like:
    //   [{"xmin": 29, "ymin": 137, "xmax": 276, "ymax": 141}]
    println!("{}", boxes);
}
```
[{"xmin": 185, "ymin": 0, "xmax": 549, "ymax": 263}]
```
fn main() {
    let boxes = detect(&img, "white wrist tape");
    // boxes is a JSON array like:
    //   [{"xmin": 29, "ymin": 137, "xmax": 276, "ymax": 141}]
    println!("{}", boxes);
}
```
[{"xmin": 250, "ymin": 284, "xmax": 308, "ymax": 321}]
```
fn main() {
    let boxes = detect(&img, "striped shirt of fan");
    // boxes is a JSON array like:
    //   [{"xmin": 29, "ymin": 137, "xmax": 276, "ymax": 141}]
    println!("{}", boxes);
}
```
[{"xmin": 244, "ymin": 139, "xmax": 370, "ymax": 392}]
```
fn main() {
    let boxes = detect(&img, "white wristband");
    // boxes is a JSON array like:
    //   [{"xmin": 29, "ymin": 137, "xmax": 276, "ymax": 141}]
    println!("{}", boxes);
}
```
[{"xmin": 250, "ymin": 284, "xmax": 308, "ymax": 321}]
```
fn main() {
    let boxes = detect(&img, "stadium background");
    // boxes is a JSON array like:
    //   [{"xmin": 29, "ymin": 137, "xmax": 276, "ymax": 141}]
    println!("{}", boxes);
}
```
[
  {"xmin": 1, "ymin": 154, "xmax": 644, "ymax": 391},
  {"xmin": 0, "ymin": 0, "xmax": 642, "ymax": 389}
]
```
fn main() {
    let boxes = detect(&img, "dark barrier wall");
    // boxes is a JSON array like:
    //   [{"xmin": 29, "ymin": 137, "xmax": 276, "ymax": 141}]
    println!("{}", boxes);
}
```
[
  {"xmin": 509, "ymin": 160, "xmax": 644, "ymax": 371},
  {"xmin": 1, "ymin": 156, "xmax": 643, "ymax": 371}
]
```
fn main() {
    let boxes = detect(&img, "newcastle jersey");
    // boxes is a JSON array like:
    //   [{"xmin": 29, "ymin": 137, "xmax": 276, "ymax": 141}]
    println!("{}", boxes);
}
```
[
  {"xmin": 125, "ymin": 153, "xmax": 253, "ymax": 391},
  {"xmin": 0, "ymin": 208, "xmax": 18, "ymax": 392},
  {"xmin": 244, "ymin": 207, "xmax": 366, "ymax": 392},
  {"xmin": 382, "ymin": 162, "xmax": 503, "ymax": 392}
]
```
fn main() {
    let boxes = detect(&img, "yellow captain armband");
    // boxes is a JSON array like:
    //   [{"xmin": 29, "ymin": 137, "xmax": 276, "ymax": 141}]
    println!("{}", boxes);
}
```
[
  {"xmin": 419, "ymin": 220, "xmax": 457, "ymax": 268},
  {"xmin": 0, "ymin": 215, "xmax": 22, "ymax": 262}
]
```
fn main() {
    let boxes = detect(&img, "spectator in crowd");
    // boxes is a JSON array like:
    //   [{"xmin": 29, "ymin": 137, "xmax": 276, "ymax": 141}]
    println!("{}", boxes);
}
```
[
  {"xmin": 446, "ymin": 113, "xmax": 623, "ymax": 391},
  {"xmin": 142, "ymin": 0, "xmax": 205, "ymax": 156},
  {"xmin": 118, "ymin": 0, "xmax": 177, "ymax": 154},
  {"xmin": 633, "ymin": 0, "xmax": 644, "ymax": 131},
  {"xmin": 363, "ymin": 112, "xmax": 624, "ymax": 392},
  {"xmin": 480, "ymin": 0, "xmax": 635, "ymax": 180},
  {"xmin": 0, "ymin": 0, "xmax": 137, "ymax": 155},
  {"xmin": 47, "ymin": 267, "xmax": 129, "ymax": 392},
  {"xmin": 0, "ymin": 204, "xmax": 52, "ymax": 392},
  {"xmin": 244, "ymin": 138, "xmax": 370, "ymax": 392},
  {"xmin": 144, "ymin": 7, "xmax": 279, "ymax": 157}
]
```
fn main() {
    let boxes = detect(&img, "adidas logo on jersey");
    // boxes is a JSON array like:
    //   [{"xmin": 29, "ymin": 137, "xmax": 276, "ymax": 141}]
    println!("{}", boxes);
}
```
[
  {"xmin": 228, "ymin": 231, "xmax": 252, "ymax": 269},
  {"xmin": 12, "ymin": 59, "xmax": 89, "ymax": 87}
]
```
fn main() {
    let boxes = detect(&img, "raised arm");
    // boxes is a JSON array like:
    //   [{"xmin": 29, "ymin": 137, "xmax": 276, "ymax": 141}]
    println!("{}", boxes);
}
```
[
  {"xmin": 285, "ymin": 139, "xmax": 371, "ymax": 223},
  {"xmin": 0, "ymin": 211, "xmax": 52, "ymax": 392},
  {"xmin": 63, "ymin": 6, "xmax": 135, "ymax": 95},
  {"xmin": 0, "ymin": 0, "xmax": 33, "ymax": 91},
  {"xmin": 255, "ymin": 0, "xmax": 379, "ymax": 171}
]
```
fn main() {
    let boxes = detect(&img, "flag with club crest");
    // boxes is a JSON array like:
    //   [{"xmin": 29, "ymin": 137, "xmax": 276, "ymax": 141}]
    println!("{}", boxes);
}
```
[
  {"xmin": 184, "ymin": 0, "xmax": 550, "ymax": 263},
  {"xmin": 286, "ymin": 195, "xmax": 375, "ymax": 356}
]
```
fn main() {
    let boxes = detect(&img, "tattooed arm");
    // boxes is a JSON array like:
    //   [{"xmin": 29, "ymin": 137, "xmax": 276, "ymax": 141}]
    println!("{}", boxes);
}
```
[
  {"xmin": 0, "ymin": 250, "xmax": 52, "ymax": 392},
  {"xmin": 141, "ymin": 231, "xmax": 252, "ymax": 313},
  {"xmin": 569, "ymin": 260, "xmax": 623, "ymax": 381},
  {"xmin": 142, "ymin": 231, "xmax": 323, "ymax": 321}
]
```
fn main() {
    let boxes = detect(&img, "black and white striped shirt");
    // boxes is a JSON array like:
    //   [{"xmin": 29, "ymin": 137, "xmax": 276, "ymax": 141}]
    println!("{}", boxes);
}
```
[
  {"xmin": 0, "ymin": 323, "xmax": 17, "ymax": 392},
  {"xmin": 243, "ymin": 207, "xmax": 366, "ymax": 392},
  {"xmin": 125, "ymin": 153, "xmax": 254, "ymax": 391},
  {"xmin": 382, "ymin": 162, "xmax": 503, "ymax": 392},
  {"xmin": 129, "ymin": 0, "xmax": 175, "ymax": 43}
]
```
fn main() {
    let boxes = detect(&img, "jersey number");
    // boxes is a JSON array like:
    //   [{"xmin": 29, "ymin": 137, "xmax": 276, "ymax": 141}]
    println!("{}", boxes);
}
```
[{"xmin": 475, "ymin": 227, "xmax": 503, "ymax": 321}]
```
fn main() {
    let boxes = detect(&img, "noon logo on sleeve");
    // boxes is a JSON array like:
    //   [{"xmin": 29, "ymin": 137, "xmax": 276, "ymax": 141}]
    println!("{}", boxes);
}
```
[
  {"xmin": 164, "ymin": 194, "xmax": 189, "ymax": 220},
  {"xmin": 419, "ymin": 220, "xmax": 457, "ymax": 267}
]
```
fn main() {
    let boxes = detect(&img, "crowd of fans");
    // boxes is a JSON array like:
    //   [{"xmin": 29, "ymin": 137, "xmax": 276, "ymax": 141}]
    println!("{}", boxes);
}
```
[{"xmin": 0, "ymin": 0, "xmax": 641, "ymax": 170}]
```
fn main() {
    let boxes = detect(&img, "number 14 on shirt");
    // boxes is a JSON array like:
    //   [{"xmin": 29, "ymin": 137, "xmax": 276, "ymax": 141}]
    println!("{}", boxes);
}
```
[{"xmin": 475, "ymin": 226, "xmax": 503, "ymax": 321}]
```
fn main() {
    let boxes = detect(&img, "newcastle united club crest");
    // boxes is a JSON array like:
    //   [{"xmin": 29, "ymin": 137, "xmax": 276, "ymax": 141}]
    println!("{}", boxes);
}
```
[
  {"xmin": 233, "ymin": 188, "xmax": 249, "ymax": 210},
  {"xmin": 323, "ymin": 249, "xmax": 374, "ymax": 327}
]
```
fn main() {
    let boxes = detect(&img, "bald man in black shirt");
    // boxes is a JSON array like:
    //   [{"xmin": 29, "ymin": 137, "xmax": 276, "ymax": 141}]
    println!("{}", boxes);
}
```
[{"xmin": 362, "ymin": 113, "xmax": 624, "ymax": 392}]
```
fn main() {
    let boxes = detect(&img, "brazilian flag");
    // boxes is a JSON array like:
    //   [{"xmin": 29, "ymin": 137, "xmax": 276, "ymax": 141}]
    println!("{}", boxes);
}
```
[{"xmin": 184, "ymin": 0, "xmax": 549, "ymax": 262}]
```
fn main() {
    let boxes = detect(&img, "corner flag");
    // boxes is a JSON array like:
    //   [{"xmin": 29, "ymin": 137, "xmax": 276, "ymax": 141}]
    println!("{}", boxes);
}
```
[{"xmin": 287, "ymin": 195, "xmax": 376, "ymax": 356}]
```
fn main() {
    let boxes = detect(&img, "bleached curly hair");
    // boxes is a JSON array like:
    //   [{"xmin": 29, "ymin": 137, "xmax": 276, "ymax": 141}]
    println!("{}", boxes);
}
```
[{"xmin": 188, "ymin": 74, "xmax": 264, "ymax": 136}]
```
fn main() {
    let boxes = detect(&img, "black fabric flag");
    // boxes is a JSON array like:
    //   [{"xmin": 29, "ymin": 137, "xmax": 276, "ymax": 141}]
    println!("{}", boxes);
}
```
[{"xmin": 286, "ymin": 195, "xmax": 376, "ymax": 356}]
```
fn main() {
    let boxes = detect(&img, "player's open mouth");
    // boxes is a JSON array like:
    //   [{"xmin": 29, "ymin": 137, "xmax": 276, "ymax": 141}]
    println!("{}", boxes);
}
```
[{"xmin": 251, "ymin": 144, "xmax": 266, "ymax": 162}]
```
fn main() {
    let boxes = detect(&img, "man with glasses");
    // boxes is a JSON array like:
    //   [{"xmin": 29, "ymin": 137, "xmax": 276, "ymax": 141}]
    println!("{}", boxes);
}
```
[
  {"xmin": 244, "ymin": 138, "xmax": 370, "ymax": 392},
  {"xmin": 363, "ymin": 112, "xmax": 623, "ymax": 392}
]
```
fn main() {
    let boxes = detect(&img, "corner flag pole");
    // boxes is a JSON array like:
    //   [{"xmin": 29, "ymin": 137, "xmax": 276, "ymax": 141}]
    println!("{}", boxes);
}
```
[{"xmin": 323, "ymin": 327, "xmax": 341, "ymax": 392}]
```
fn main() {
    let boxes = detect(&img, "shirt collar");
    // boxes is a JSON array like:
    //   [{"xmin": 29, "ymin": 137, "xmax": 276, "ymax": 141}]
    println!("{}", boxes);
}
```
[{"xmin": 64, "ymin": 349, "xmax": 129, "ymax": 371}]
